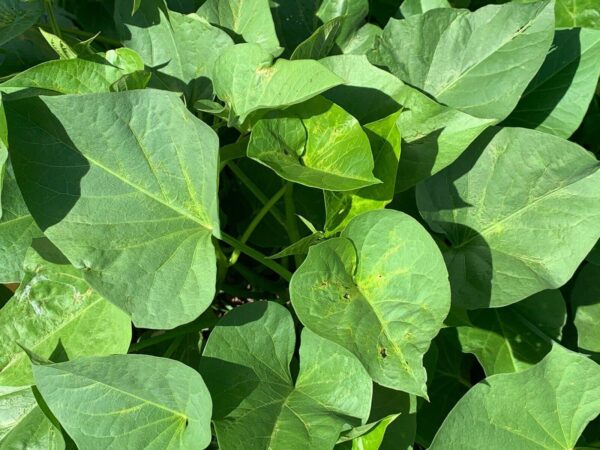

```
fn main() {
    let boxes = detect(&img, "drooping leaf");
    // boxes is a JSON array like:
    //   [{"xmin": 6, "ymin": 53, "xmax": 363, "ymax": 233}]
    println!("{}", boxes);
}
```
[
  {"xmin": 324, "ymin": 111, "xmax": 401, "ymax": 233},
  {"xmin": 290, "ymin": 209, "xmax": 451, "ymax": 396},
  {"xmin": 33, "ymin": 354, "xmax": 212, "ymax": 450},
  {"xmin": 6, "ymin": 89, "xmax": 220, "ymax": 329},
  {"xmin": 201, "ymin": 301, "xmax": 372, "ymax": 450},
  {"xmin": 429, "ymin": 345, "xmax": 600, "ymax": 450},
  {"xmin": 0, "ymin": 385, "xmax": 65, "ymax": 449},
  {"xmin": 0, "ymin": 0, "xmax": 43, "ymax": 45},
  {"xmin": 320, "ymin": 54, "xmax": 493, "ymax": 192},
  {"xmin": 571, "ymin": 264, "xmax": 600, "ymax": 353},
  {"xmin": 115, "ymin": 0, "xmax": 233, "ymax": 101},
  {"xmin": 417, "ymin": 127, "xmax": 600, "ymax": 309},
  {"xmin": 247, "ymin": 96, "xmax": 380, "ymax": 191},
  {"xmin": 0, "ymin": 48, "xmax": 145, "ymax": 97},
  {"xmin": 457, "ymin": 290, "xmax": 567, "ymax": 375},
  {"xmin": 0, "ymin": 163, "xmax": 42, "ymax": 283},
  {"xmin": 0, "ymin": 246, "xmax": 131, "ymax": 386},
  {"xmin": 556, "ymin": 0, "xmax": 600, "ymax": 28},
  {"xmin": 505, "ymin": 28, "xmax": 600, "ymax": 138},
  {"xmin": 290, "ymin": 17, "xmax": 343, "ymax": 60},
  {"xmin": 369, "ymin": 1, "xmax": 555, "ymax": 120},
  {"xmin": 399, "ymin": 0, "xmax": 450, "ymax": 17},
  {"xmin": 198, "ymin": 0, "xmax": 281, "ymax": 55},
  {"xmin": 213, "ymin": 43, "xmax": 343, "ymax": 123}
]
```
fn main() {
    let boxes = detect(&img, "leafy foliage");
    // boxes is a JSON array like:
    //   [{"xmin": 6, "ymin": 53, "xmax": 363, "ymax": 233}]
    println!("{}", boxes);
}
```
[{"xmin": 1, "ymin": 0, "xmax": 600, "ymax": 449}]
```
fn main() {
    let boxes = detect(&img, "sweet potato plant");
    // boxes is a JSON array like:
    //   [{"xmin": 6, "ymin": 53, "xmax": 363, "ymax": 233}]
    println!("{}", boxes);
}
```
[{"xmin": 1, "ymin": 0, "xmax": 600, "ymax": 448}]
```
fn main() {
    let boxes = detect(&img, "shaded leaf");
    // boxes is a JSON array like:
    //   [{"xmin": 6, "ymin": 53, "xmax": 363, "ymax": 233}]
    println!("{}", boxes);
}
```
[
  {"xmin": 201, "ymin": 301, "xmax": 372, "ymax": 450},
  {"xmin": 417, "ymin": 127, "xmax": 600, "ymax": 309},
  {"xmin": 0, "ymin": 0, "xmax": 43, "ymax": 45},
  {"xmin": 571, "ymin": 264, "xmax": 600, "ymax": 353},
  {"xmin": 290, "ymin": 209, "xmax": 451, "ymax": 396},
  {"xmin": 430, "ymin": 346, "xmax": 600, "ymax": 450},
  {"xmin": 290, "ymin": 17, "xmax": 343, "ymax": 60}
]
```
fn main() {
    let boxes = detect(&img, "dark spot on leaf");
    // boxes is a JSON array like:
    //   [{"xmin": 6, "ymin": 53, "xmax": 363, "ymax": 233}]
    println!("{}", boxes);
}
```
[
  {"xmin": 380, "ymin": 348, "xmax": 387, "ymax": 358},
  {"xmin": 343, "ymin": 292, "xmax": 350, "ymax": 299}
]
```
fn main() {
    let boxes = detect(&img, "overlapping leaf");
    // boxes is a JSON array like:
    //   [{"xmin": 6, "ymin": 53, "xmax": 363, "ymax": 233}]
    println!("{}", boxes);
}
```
[
  {"xmin": 571, "ymin": 264, "xmax": 600, "ymax": 353},
  {"xmin": 6, "ymin": 89, "xmax": 220, "ymax": 329},
  {"xmin": 290, "ymin": 210, "xmax": 451, "ymax": 396},
  {"xmin": 370, "ymin": 1, "xmax": 555, "ymax": 120},
  {"xmin": 430, "ymin": 346, "xmax": 600, "ymax": 449},
  {"xmin": 417, "ymin": 127, "xmax": 600, "ymax": 309},
  {"xmin": 0, "ymin": 246, "xmax": 131, "ymax": 386},
  {"xmin": 556, "ymin": 0, "xmax": 600, "ymax": 28},
  {"xmin": 247, "ymin": 96, "xmax": 380, "ymax": 191},
  {"xmin": 201, "ymin": 301, "xmax": 372, "ymax": 450},
  {"xmin": 0, "ymin": 0, "xmax": 43, "ymax": 45},
  {"xmin": 33, "ymin": 354, "xmax": 212, "ymax": 450}
]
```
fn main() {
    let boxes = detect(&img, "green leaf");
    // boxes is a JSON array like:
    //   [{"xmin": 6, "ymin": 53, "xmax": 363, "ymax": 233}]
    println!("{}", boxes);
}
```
[
  {"xmin": 213, "ymin": 43, "xmax": 343, "ymax": 123},
  {"xmin": 115, "ymin": 0, "xmax": 234, "ymax": 101},
  {"xmin": 110, "ymin": 70, "xmax": 152, "ymax": 92},
  {"xmin": 320, "ymin": 54, "xmax": 493, "ymax": 194},
  {"xmin": 198, "ymin": 0, "xmax": 281, "ymax": 55},
  {"xmin": 505, "ymin": 28, "xmax": 600, "ymax": 138},
  {"xmin": 429, "ymin": 345, "xmax": 600, "ymax": 450},
  {"xmin": 0, "ymin": 385, "xmax": 65, "ymax": 449},
  {"xmin": 0, "ymin": 246, "xmax": 131, "ymax": 386},
  {"xmin": 317, "ymin": 0, "xmax": 369, "ymax": 45},
  {"xmin": 0, "ymin": 48, "xmax": 145, "ymax": 96},
  {"xmin": 0, "ymin": 93, "xmax": 7, "ymax": 214},
  {"xmin": 417, "ymin": 127, "xmax": 600, "ymax": 309},
  {"xmin": 324, "ymin": 111, "xmax": 401, "ymax": 233},
  {"xmin": 247, "ymin": 96, "xmax": 380, "ymax": 191},
  {"xmin": 290, "ymin": 209, "xmax": 451, "ymax": 396},
  {"xmin": 0, "ymin": 0, "xmax": 43, "ymax": 45},
  {"xmin": 399, "ymin": 0, "xmax": 450, "ymax": 18},
  {"xmin": 290, "ymin": 17, "xmax": 343, "ymax": 60},
  {"xmin": 38, "ymin": 28, "xmax": 78, "ymax": 59},
  {"xmin": 457, "ymin": 290, "xmax": 567, "ymax": 375},
  {"xmin": 0, "ymin": 163, "xmax": 42, "ymax": 283},
  {"xmin": 269, "ymin": 231, "xmax": 325, "ymax": 259},
  {"xmin": 556, "ymin": 0, "xmax": 600, "ymax": 28},
  {"xmin": 6, "ymin": 90, "xmax": 220, "ymax": 329},
  {"xmin": 33, "ymin": 354, "xmax": 212, "ymax": 450},
  {"xmin": 339, "ymin": 23, "xmax": 382, "ymax": 55},
  {"xmin": 571, "ymin": 264, "xmax": 600, "ymax": 353},
  {"xmin": 336, "ymin": 415, "xmax": 400, "ymax": 450},
  {"xmin": 201, "ymin": 301, "xmax": 372, "ymax": 450},
  {"xmin": 370, "ymin": 1, "xmax": 555, "ymax": 120}
]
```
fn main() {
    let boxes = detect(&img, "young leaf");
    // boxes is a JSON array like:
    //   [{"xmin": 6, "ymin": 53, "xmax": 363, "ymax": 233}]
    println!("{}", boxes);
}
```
[
  {"xmin": 0, "ymin": 385, "xmax": 65, "ymax": 449},
  {"xmin": 212, "ymin": 43, "xmax": 343, "ymax": 123},
  {"xmin": 33, "ymin": 354, "xmax": 212, "ymax": 450},
  {"xmin": 0, "ymin": 0, "xmax": 44, "ymax": 45},
  {"xmin": 0, "ymin": 164, "xmax": 42, "ymax": 283},
  {"xmin": 198, "ymin": 0, "xmax": 281, "ymax": 56},
  {"xmin": 0, "ymin": 246, "xmax": 131, "ymax": 386},
  {"xmin": 370, "ymin": 1, "xmax": 555, "ymax": 120},
  {"xmin": 115, "ymin": 0, "xmax": 234, "ymax": 101},
  {"xmin": 201, "ymin": 301, "xmax": 372, "ymax": 450},
  {"xmin": 0, "ymin": 48, "xmax": 145, "ymax": 96},
  {"xmin": 316, "ymin": 0, "xmax": 369, "ymax": 45},
  {"xmin": 556, "ymin": 0, "xmax": 600, "ymax": 28},
  {"xmin": 324, "ymin": 111, "xmax": 402, "ymax": 233},
  {"xmin": 6, "ymin": 90, "xmax": 220, "ymax": 329},
  {"xmin": 571, "ymin": 264, "xmax": 600, "ymax": 353},
  {"xmin": 290, "ymin": 209, "xmax": 451, "ymax": 396},
  {"xmin": 38, "ymin": 28, "xmax": 78, "ymax": 59},
  {"xmin": 399, "ymin": 0, "xmax": 450, "ymax": 18},
  {"xmin": 457, "ymin": 290, "xmax": 567, "ymax": 375},
  {"xmin": 505, "ymin": 28, "xmax": 600, "ymax": 138},
  {"xmin": 429, "ymin": 345, "xmax": 600, "ymax": 450},
  {"xmin": 290, "ymin": 17, "xmax": 343, "ymax": 60},
  {"xmin": 319, "ymin": 55, "xmax": 493, "ymax": 190},
  {"xmin": 417, "ymin": 127, "xmax": 600, "ymax": 309},
  {"xmin": 247, "ymin": 96, "xmax": 380, "ymax": 191}
]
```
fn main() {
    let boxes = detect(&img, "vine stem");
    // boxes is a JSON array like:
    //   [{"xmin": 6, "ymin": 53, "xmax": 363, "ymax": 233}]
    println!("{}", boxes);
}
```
[
  {"xmin": 284, "ymin": 183, "xmax": 302, "ymax": 267},
  {"xmin": 229, "ymin": 183, "xmax": 287, "ymax": 266},
  {"xmin": 43, "ymin": 0, "xmax": 62, "ymax": 38},
  {"xmin": 220, "ymin": 232, "xmax": 292, "ymax": 282},
  {"xmin": 227, "ymin": 161, "xmax": 286, "ymax": 227}
]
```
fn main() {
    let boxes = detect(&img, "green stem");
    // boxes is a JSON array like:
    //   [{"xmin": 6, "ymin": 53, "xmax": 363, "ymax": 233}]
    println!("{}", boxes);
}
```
[
  {"xmin": 284, "ymin": 183, "xmax": 302, "ymax": 267},
  {"xmin": 43, "ymin": 0, "xmax": 62, "ymax": 38},
  {"xmin": 227, "ymin": 161, "xmax": 286, "ymax": 227},
  {"xmin": 220, "ymin": 232, "xmax": 292, "ymax": 281},
  {"xmin": 229, "ymin": 183, "xmax": 287, "ymax": 266}
]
